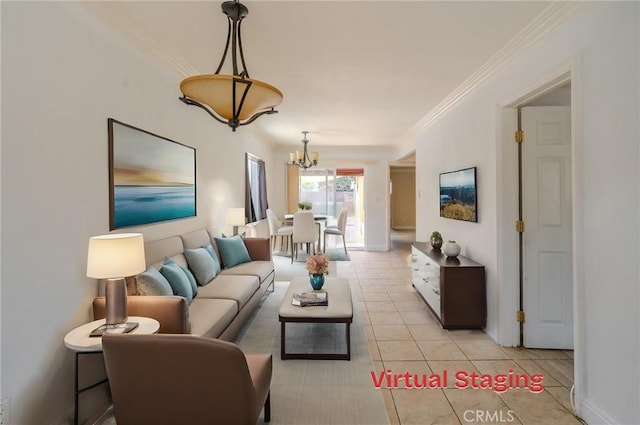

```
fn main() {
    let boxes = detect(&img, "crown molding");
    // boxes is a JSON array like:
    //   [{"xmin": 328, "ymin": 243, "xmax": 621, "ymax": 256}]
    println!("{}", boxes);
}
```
[
  {"xmin": 397, "ymin": 2, "xmax": 587, "ymax": 148},
  {"xmin": 81, "ymin": 1, "xmax": 198, "ymax": 77}
]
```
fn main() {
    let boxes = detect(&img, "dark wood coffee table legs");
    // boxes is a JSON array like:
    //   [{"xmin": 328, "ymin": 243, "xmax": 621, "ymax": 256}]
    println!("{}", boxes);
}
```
[{"xmin": 279, "ymin": 316, "xmax": 352, "ymax": 360}]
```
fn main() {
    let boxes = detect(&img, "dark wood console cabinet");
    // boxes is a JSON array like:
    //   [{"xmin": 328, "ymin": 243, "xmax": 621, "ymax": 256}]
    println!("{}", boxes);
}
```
[{"xmin": 412, "ymin": 242, "xmax": 486, "ymax": 329}]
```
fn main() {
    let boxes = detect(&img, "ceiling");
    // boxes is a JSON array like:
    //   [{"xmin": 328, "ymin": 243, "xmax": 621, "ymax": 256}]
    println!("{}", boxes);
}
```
[{"xmin": 85, "ymin": 1, "xmax": 552, "ymax": 149}]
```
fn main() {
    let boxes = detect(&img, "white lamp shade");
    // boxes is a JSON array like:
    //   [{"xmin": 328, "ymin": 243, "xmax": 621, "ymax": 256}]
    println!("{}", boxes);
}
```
[
  {"xmin": 226, "ymin": 208, "xmax": 246, "ymax": 226},
  {"xmin": 87, "ymin": 233, "xmax": 146, "ymax": 279}
]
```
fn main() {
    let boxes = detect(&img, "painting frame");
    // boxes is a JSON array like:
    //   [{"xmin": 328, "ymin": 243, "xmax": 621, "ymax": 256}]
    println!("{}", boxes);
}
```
[
  {"xmin": 108, "ymin": 118, "xmax": 196, "ymax": 230},
  {"xmin": 439, "ymin": 166, "xmax": 477, "ymax": 223}
]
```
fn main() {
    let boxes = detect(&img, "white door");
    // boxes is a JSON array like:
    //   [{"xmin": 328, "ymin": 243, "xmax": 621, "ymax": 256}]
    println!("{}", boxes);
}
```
[{"xmin": 522, "ymin": 106, "xmax": 573, "ymax": 349}]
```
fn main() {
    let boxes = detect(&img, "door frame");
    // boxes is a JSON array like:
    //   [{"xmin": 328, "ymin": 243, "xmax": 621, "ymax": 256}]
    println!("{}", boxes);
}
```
[{"xmin": 496, "ymin": 58, "xmax": 585, "ymax": 415}]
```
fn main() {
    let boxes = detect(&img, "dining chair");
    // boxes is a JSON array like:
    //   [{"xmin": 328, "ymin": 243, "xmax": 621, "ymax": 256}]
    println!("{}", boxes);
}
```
[
  {"xmin": 292, "ymin": 211, "xmax": 318, "ymax": 263},
  {"xmin": 266, "ymin": 208, "xmax": 293, "ymax": 253},
  {"xmin": 323, "ymin": 207, "xmax": 348, "ymax": 255}
]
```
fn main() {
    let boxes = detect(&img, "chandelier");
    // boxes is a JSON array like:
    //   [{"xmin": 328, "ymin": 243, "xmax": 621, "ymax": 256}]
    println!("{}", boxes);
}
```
[
  {"xmin": 179, "ymin": 0, "xmax": 283, "ymax": 131},
  {"xmin": 289, "ymin": 131, "xmax": 319, "ymax": 169}
]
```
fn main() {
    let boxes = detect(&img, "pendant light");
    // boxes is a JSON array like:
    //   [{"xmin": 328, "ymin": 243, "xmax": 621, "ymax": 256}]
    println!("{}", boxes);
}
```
[
  {"xmin": 179, "ymin": 0, "xmax": 283, "ymax": 131},
  {"xmin": 289, "ymin": 131, "xmax": 319, "ymax": 169}
]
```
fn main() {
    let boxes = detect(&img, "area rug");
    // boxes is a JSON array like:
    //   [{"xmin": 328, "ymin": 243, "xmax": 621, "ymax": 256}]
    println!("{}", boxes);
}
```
[
  {"xmin": 325, "ymin": 248, "xmax": 351, "ymax": 261},
  {"xmin": 235, "ymin": 282, "xmax": 389, "ymax": 425},
  {"xmin": 273, "ymin": 248, "xmax": 350, "ymax": 262}
]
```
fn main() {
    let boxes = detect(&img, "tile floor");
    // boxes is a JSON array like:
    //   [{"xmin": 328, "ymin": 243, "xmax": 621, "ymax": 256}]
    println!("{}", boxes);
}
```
[{"xmin": 335, "ymin": 239, "xmax": 584, "ymax": 425}]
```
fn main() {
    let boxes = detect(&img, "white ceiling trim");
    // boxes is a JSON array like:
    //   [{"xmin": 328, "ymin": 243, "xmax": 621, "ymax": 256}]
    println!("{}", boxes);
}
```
[
  {"xmin": 81, "ymin": 1, "xmax": 198, "ymax": 77},
  {"xmin": 398, "ymin": 1, "xmax": 586, "ymax": 147}
]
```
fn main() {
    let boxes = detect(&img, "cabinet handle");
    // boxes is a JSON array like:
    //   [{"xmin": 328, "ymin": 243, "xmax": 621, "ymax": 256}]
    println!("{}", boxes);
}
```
[
  {"xmin": 433, "ymin": 288, "xmax": 440, "ymax": 295},
  {"xmin": 422, "ymin": 278, "xmax": 428, "ymax": 283},
  {"xmin": 413, "ymin": 268, "xmax": 419, "ymax": 271}
]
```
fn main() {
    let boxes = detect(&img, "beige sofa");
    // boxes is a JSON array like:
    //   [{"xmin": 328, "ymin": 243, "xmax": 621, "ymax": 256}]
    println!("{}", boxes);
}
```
[{"xmin": 93, "ymin": 229, "xmax": 274, "ymax": 341}]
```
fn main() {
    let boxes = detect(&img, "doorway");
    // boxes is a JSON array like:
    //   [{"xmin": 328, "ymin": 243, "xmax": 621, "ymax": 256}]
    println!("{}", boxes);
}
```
[
  {"xmin": 296, "ymin": 167, "xmax": 365, "ymax": 249},
  {"xmin": 498, "ymin": 70, "xmax": 582, "ymax": 417},
  {"xmin": 388, "ymin": 153, "xmax": 417, "ymax": 250},
  {"xmin": 519, "ymin": 101, "xmax": 573, "ymax": 349},
  {"xmin": 511, "ymin": 82, "xmax": 573, "ymax": 350}
]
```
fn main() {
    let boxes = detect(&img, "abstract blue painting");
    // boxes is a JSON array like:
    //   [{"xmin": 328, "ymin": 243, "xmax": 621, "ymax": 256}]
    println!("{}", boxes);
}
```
[{"xmin": 109, "ymin": 119, "xmax": 196, "ymax": 229}]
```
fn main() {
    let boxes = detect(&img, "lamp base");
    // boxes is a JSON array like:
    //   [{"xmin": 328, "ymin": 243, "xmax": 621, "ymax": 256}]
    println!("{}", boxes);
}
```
[{"xmin": 105, "ymin": 278, "xmax": 128, "ymax": 326}]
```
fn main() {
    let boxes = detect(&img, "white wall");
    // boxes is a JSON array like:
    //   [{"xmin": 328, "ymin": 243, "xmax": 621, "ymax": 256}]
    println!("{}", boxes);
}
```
[
  {"xmin": 1, "ymin": 3, "xmax": 274, "ymax": 424},
  {"xmin": 408, "ymin": 3, "xmax": 639, "ymax": 424}
]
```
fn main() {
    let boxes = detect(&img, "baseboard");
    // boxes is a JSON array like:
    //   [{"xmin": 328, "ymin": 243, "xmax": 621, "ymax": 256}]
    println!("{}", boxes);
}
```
[{"xmin": 580, "ymin": 398, "xmax": 620, "ymax": 425}]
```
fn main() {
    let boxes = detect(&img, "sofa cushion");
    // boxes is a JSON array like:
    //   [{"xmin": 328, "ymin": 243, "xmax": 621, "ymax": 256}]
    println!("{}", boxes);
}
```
[
  {"xmin": 134, "ymin": 266, "xmax": 173, "ymax": 296},
  {"xmin": 219, "ymin": 260, "xmax": 275, "ymax": 284},
  {"xmin": 202, "ymin": 243, "xmax": 222, "ymax": 275},
  {"xmin": 184, "ymin": 248, "xmax": 218, "ymax": 286},
  {"xmin": 196, "ymin": 275, "xmax": 259, "ymax": 309},
  {"xmin": 160, "ymin": 258, "xmax": 194, "ymax": 304},
  {"xmin": 179, "ymin": 265, "xmax": 198, "ymax": 297},
  {"xmin": 214, "ymin": 235, "xmax": 251, "ymax": 269},
  {"xmin": 188, "ymin": 298, "xmax": 238, "ymax": 338}
]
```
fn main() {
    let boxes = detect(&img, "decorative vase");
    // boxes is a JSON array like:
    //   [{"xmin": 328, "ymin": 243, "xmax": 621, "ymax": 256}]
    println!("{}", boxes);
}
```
[
  {"xmin": 430, "ymin": 237, "xmax": 443, "ymax": 251},
  {"xmin": 310, "ymin": 274, "xmax": 325, "ymax": 290},
  {"xmin": 443, "ymin": 240, "xmax": 461, "ymax": 258}
]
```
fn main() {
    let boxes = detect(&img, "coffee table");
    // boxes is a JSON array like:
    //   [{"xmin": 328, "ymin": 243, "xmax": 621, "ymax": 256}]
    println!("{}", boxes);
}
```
[{"xmin": 279, "ymin": 276, "xmax": 353, "ymax": 360}]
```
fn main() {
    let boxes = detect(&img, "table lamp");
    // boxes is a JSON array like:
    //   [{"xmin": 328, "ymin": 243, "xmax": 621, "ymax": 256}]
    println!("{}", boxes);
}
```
[
  {"xmin": 86, "ymin": 233, "xmax": 145, "ymax": 327},
  {"xmin": 226, "ymin": 208, "xmax": 246, "ymax": 236}
]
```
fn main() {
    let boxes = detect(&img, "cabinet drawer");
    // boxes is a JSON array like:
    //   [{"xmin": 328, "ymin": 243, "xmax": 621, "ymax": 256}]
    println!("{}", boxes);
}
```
[
  {"xmin": 412, "ymin": 243, "xmax": 485, "ymax": 329},
  {"xmin": 419, "ymin": 280, "xmax": 441, "ymax": 319}
]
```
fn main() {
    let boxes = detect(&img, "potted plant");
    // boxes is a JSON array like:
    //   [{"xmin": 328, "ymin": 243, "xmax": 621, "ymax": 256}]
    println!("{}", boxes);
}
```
[
  {"xmin": 430, "ymin": 231, "xmax": 443, "ymax": 250},
  {"xmin": 306, "ymin": 253, "xmax": 329, "ymax": 290}
]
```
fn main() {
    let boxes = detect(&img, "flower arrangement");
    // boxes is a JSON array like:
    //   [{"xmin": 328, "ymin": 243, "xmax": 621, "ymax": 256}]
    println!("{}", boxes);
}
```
[{"xmin": 306, "ymin": 254, "xmax": 329, "ymax": 276}]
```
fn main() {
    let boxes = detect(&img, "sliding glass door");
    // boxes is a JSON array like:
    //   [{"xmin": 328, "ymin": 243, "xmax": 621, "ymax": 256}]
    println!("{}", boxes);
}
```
[
  {"xmin": 299, "ymin": 168, "xmax": 336, "ymax": 215},
  {"xmin": 299, "ymin": 168, "xmax": 365, "ymax": 248}
]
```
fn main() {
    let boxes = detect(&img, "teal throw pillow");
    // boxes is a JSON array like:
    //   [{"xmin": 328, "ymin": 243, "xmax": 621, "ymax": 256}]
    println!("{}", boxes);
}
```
[
  {"xmin": 160, "ymin": 258, "xmax": 194, "ymax": 303},
  {"xmin": 184, "ymin": 248, "xmax": 217, "ymax": 286},
  {"xmin": 202, "ymin": 243, "xmax": 222, "ymax": 275},
  {"xmin": 135, "ymin": 266, "xmax": 173, "ymax": 296},
  {"xmin": 214, "ymin": 235, "xmax": 251, "ymax": 269},
  {"xmin": 179, "ymin": 264, "xmax": 198, "ymax": 298}
]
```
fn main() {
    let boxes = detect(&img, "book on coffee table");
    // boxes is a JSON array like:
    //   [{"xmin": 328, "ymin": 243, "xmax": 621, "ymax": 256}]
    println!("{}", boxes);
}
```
[{"xmin": 292, "ymin": 292, "xmax": 328, "ymax": 307}]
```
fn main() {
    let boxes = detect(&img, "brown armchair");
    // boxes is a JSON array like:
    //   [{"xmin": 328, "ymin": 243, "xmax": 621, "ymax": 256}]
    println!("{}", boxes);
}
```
[
  {"xmin": 93, "ymin": 296, "xmax": 189, "ymax": 334},
  {"xmin": 102, "ymin": 334, "xmax": 271, "ymax": 425}
]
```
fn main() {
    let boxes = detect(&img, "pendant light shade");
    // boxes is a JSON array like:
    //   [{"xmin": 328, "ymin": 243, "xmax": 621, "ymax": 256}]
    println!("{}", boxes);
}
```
[
  {"xmin": 179, "ymin": 0, "xmax": 283, "ymax": 131},
  {"xmin": 180, "ymin": 75, "xmax": 283, "ymax": 122}
]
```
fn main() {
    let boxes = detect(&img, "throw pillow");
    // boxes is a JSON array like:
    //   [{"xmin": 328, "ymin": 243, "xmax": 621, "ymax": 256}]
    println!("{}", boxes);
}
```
[
  {"xmin": 202, "ymin": 243, "xmax": 222, "ymax": 275},
  {"xmin": 179, "ymin": 264, "xmax": 198, "ymax": 298},
  {"xmin": 214, "ymin": 235, "xmax": 251, "ymax": 269},
  {"xmin": 160, "ymin": 258, "xmax": 194, "ymax": 303},
  {"xmin": 135, "ymin": 266, "xmax": 173, "ymax": 296},
  {"xmin": 184, "ymin": 248, "xmax": 217, "ymax": 286}
]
